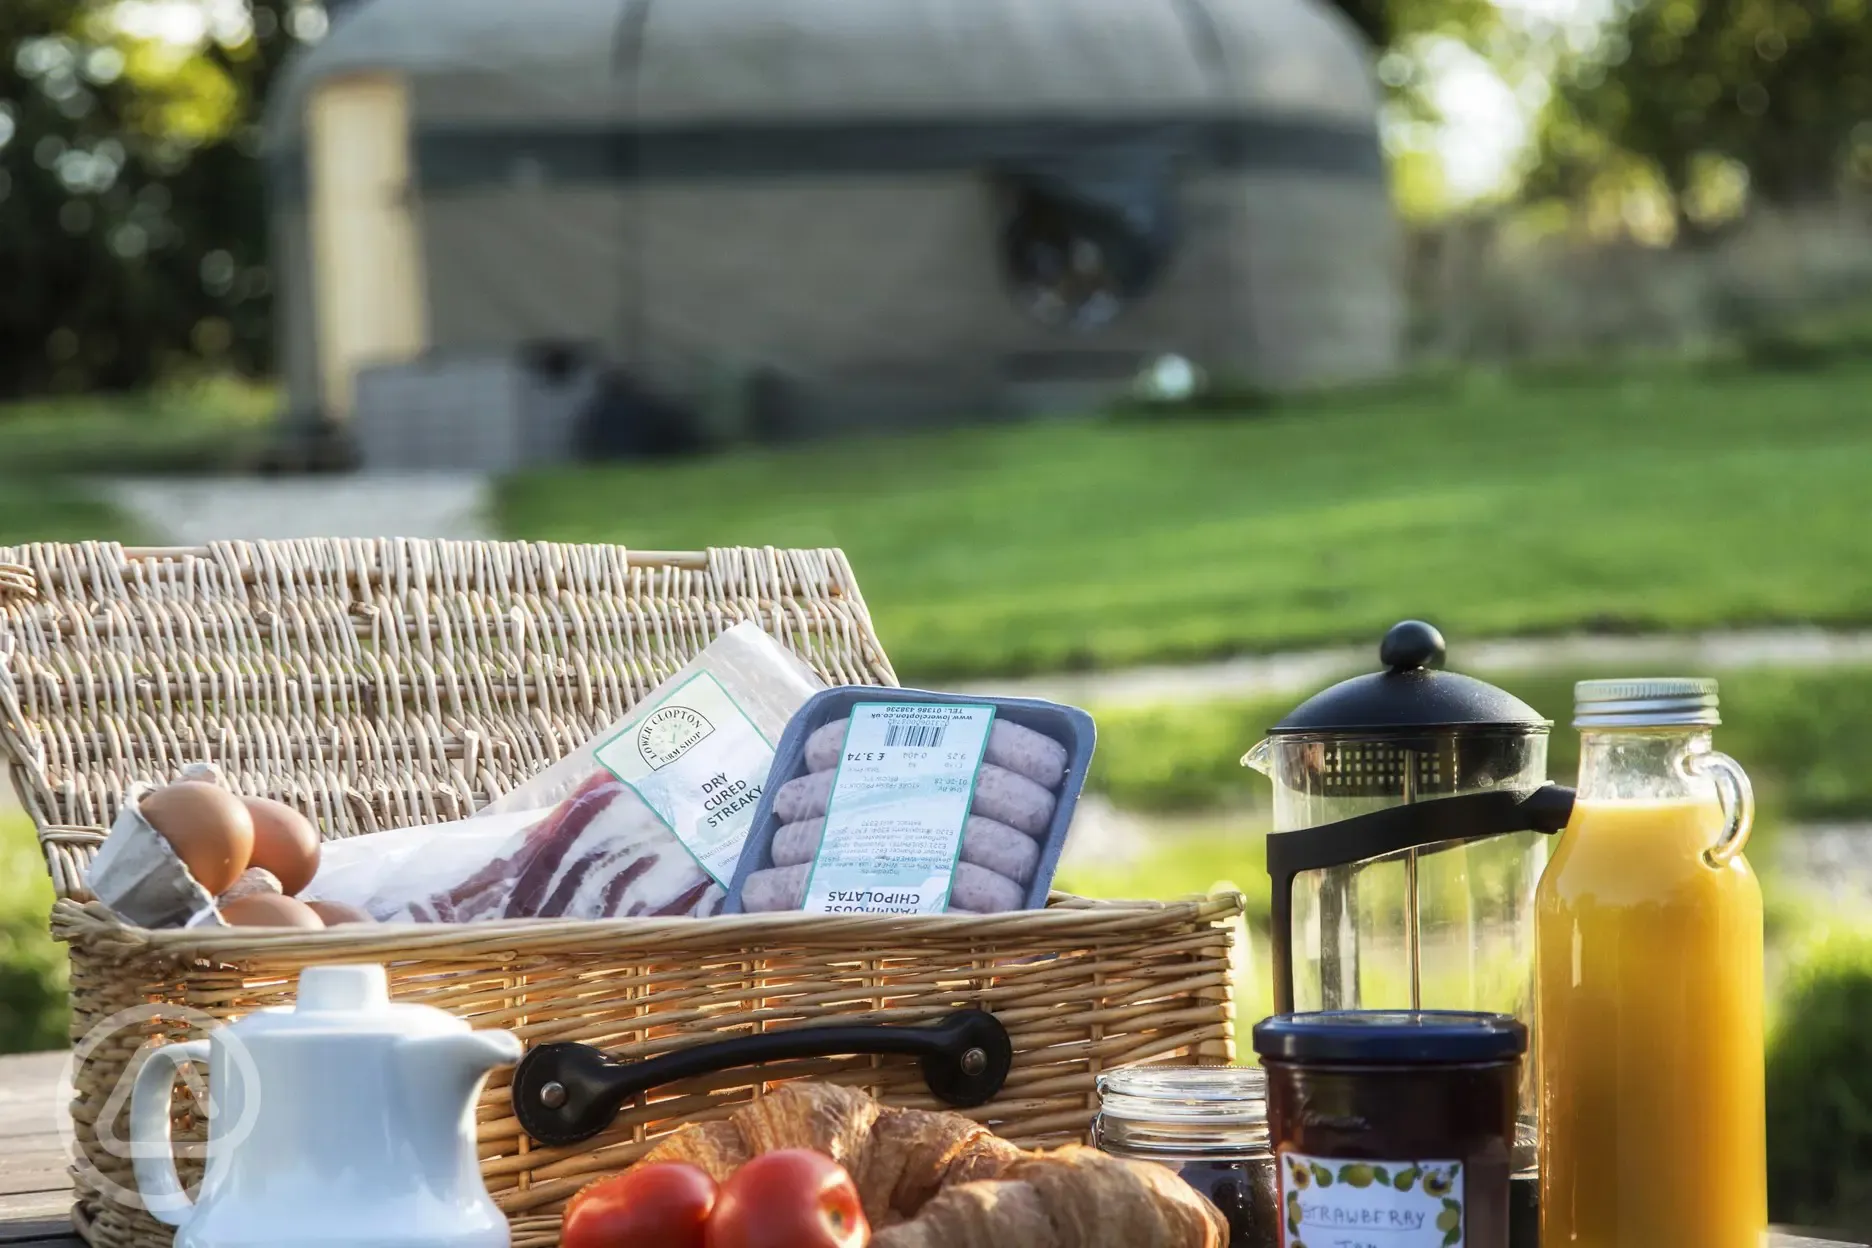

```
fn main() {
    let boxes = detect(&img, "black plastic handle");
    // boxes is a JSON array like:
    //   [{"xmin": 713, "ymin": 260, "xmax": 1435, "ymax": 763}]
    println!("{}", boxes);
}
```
[
  {"xmin": 1268, "ymin": 785, "xmax": 1575, "ymax": 1013},
  {"xmin": 512, "ymin": 1009, "xmax": 1013, "ymax": 1147}
]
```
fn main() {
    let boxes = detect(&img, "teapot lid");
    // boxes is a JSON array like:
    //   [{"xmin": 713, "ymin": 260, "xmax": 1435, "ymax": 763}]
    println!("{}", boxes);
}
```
[
  {"xmin": 1269, "ymin": 621, "xmax": 1549, "ymax": 736},
  {"xmin": 233, "ymin": 964, "xmax": 467, "ymax": 1038},
  {"xmin": 297, "ymin": 965, "xmax": 390, "ymax": 1012}
]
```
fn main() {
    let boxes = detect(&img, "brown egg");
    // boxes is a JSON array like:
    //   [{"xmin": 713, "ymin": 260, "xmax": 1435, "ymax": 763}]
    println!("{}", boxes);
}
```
[
  {"xmin": 218, "ymin": 893, "xmax": 325, "ymax": 929},
  {"xmin": 305, "ymin": 900, "xmax": 375, "ymax": 926},
  {"xmin": 241, "ymin": 797, "xmax": 322, "ymax": 895},
  {"xmin": 141, "ymin": 781, "xmax": 255, "ymax": 895}
]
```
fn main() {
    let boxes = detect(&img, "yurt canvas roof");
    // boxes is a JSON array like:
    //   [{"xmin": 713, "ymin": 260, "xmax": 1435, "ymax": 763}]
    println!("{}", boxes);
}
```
[
  {"xmin": 266, "ymin": 0, "xmax": 1381, "ymax": 149},
  {"xmin": 264, "ymin": 0, "xmax": 1395, "ymax": 438}
]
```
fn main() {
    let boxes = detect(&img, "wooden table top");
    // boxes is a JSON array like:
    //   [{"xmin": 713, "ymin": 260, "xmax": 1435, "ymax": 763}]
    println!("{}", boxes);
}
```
[
  {"xmin": 1, "ymin": 1052, "xmax": 76, "ymax": 1247},
  {"xmin": 1, "ymin": 1050, "xmax": 1864, "ymax": 1247}
]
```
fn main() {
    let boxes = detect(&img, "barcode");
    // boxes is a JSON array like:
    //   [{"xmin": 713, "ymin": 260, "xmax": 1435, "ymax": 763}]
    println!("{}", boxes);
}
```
[{"xmin": 885, "ymin": 722, "xmax": 946, "ymax": 749}]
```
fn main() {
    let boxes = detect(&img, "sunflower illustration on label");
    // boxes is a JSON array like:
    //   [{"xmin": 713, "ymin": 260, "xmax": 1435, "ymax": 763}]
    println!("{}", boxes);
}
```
[{"xmin": 1279, "ymin": 1151, "xmax": 1463, "ymax": 1247}]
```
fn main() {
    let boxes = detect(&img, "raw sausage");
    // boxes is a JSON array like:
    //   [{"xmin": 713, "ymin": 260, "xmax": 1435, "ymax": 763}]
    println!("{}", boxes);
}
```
[
  {"xmin": 947, "ymin": 863, "xmax": 1026, "ymax": 914},
  {"xmin": 772, "ymin": 764, "xmax": 1055, "ymax": 837},
  {"xmin": 804, "ymin": 718, "xmax": 1070, "ymax": 791},
  {"xmin": 771, "ymin": 815, "xmax": 1040, "ymax": 886},
  {"xmin": 773, "ymin": 770, "xmax": 836, "ymax": 824},
  {"xmin": 740, "ymin": 863, "xmax": 810, "ymax": 912},
  {"xmin": 769, "ymin": 819, "xmax": 826, "ymax": 868},
  {"xmin": 955, "ymin": 817, "xmax": 1042, "ymax": 884},
  {"xmin": 967, "ymin": 765, "xmax": 1056, "ymax": 837}
]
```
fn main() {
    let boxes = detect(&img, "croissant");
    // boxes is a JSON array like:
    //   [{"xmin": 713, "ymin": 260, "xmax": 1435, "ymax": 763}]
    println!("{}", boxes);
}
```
[{"xmin": 630, "ymin": 1083, "xmax": 1225, "ymax": 1248}]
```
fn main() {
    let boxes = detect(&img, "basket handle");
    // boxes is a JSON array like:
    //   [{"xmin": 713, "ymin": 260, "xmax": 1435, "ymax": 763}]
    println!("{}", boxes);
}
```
[{"xmin": 511, "ymin": 1009, "xmax": 1013, "ymax": 1147}]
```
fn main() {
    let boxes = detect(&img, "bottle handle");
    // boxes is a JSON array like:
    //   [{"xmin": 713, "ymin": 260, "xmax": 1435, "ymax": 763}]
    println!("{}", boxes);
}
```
[{"xmin": 1689, "ymin": 749, "xmax": 1754, "ymax": 867}]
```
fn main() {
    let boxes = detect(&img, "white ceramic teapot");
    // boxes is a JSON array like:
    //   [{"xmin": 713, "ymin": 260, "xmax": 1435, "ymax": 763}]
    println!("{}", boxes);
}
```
[{"xmin": 129, "ymin": 964, "xmax": 522, "ymax": 1248}]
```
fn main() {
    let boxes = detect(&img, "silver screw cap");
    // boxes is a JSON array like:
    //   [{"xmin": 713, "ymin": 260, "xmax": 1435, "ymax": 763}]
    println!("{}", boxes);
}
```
[{"xmin": 1574, "ymin": 678, "xmax": 1720, "ymax": 728}]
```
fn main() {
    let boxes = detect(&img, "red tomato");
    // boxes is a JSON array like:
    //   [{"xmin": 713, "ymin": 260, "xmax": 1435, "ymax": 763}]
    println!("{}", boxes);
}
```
[
  {"xmin": 706, "ymin": 1149, "xmax": 869, "ymax": 1248},
  {"xmin": 561, "ymin": 1162, "xmax": 717, "ymax": 1248}
]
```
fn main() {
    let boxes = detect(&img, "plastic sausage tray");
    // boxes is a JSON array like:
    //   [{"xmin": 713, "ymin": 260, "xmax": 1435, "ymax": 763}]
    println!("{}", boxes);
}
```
[{"xmin": 724, "ymin": 686, "xmax": 1096, "ymax": 914}]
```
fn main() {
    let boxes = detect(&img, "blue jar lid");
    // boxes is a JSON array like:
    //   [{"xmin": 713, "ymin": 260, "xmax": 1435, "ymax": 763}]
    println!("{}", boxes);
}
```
[{"xmin": 1252, "ymin": 1010, "xmax": 1527, "ymax": 1064}]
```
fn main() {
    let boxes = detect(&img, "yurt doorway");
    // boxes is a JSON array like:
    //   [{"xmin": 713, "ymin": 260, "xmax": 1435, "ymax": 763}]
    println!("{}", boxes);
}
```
[{"xmin": 307, "ymin": 73, "xmax": 427, "ymax": 422}]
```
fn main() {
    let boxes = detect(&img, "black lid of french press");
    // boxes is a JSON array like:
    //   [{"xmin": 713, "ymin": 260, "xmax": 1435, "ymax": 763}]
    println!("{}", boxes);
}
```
[{"xmin": 1268, "ymin": 621, "xmax": 1550, "ymax": 735}]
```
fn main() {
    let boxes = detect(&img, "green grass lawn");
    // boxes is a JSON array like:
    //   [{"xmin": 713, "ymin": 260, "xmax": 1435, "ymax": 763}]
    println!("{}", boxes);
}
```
[
  {"xmin": 0, "ymin": 378, "xmax": 275, "ymax": 548},
  {"xmin": 0, "ymin": 479, "xmax": 139, "ymax": 544},
  {"xmin": 499, "ymin": 359, "xmax": 1872, "ymax": 679},
  {"xmin": 0, "ymin": 813, "xmax": 68, "ymax": 1053},
  {"xmin": 0, "ymin": 377, "xmax": 277, "ymax": 477},
  {"xmin": 1088, "ymin": 664, "xmax": 1872, "ymax": 834}
]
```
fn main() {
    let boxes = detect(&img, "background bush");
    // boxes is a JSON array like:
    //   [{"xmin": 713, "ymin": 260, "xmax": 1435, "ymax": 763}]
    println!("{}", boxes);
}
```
[
  {"xmin": 1767, "ymin": 929, "xmax": 1872, "ymax": 1235},
  {"xmin": 0, "ymin": 814, "xmax": 67, "ymax": 1053},
  {"xmin": 1088, "ymin": 664, "xmax": 1872, "ymax": 838}
]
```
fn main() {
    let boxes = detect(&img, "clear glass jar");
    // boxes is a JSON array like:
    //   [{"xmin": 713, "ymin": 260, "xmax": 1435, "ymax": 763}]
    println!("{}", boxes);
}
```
[
  {"xmin": 1094, "ymin": 1067, "xmax": 1278, "ymax": 1248},
  {"xmin": 1536, "ymin": 679, "xmax": 1765, "ymax": 1248}
]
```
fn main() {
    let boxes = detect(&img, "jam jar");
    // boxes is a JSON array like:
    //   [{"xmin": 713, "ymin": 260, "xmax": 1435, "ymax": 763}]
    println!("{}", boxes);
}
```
[
  {"xmin": 1252, "ymin": 1011, "xmax": 1527, "ymax": 1248},
  {"xmin": 1094, "ymin": 1066, "xmax": 1280, "ymax": 1248}
]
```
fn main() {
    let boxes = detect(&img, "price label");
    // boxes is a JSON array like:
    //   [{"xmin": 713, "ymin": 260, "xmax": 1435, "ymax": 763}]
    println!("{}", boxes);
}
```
[{"xmin": 800, "ymin": 703, "xmax": 995, "ymax": 914}]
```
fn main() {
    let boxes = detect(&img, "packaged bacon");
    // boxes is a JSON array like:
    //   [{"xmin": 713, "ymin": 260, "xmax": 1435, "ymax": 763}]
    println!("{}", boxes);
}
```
[{"xmin": 302, "ymin": 623, "xmax": 826, "ymax": 921}]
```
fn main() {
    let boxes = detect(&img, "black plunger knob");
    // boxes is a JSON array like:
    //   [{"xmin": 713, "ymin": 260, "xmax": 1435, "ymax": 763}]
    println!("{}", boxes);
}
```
[{"xmin": 1380, "ymin": 620, "xmax": 1446, "ymax": 672}]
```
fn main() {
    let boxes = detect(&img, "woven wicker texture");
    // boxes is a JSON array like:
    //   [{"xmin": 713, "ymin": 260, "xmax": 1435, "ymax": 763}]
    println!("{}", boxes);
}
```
[
  {"xmin": 1, "ymin": 539, "xmax": 1242, "ymax": 1248},
  {"xmin": 0, "ymin": 540, "xmax": 895, "ymax": 896}
]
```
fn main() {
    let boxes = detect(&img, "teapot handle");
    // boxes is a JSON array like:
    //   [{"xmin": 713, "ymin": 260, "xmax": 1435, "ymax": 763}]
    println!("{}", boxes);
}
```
[{"xmin": 130, "ymin": 1040, "xmax": 211, "ymax": 1226}]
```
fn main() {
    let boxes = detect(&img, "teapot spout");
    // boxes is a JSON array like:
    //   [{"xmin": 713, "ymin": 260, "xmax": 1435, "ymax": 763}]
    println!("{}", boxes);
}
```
[
  {"xmin": 1241, "ymin": 738, "xmax": 1275, "ymax": 777},
  {"xmin": 393, "ymin": 1030, "xmax": 522, "ymax": 1187}
]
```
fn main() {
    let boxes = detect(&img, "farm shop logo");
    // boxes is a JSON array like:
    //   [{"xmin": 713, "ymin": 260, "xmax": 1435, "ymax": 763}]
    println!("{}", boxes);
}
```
[{"xmin": 637, "ymin": 704, "xmax": 715, "ymax": 769}]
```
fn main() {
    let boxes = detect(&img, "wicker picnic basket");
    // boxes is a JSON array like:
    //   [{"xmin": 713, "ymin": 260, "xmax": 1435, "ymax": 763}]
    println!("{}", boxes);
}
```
[{"xmin": 0, "ymin": 539, "xmax": 1242, "ymax": 1248}]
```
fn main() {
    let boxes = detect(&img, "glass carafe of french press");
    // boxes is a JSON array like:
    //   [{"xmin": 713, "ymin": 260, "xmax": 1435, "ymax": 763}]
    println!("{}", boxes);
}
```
[{"xmin": 1242, "ymin": 622, "xmax": 1574, "ymax": 1241}]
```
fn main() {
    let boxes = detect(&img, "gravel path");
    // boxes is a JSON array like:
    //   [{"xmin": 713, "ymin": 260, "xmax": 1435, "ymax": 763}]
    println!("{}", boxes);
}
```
[
  {"xmin": 106, "ymin": 474, "xmax": 493, "ymax": 544},
  {"xmin": 973, "ymin": 627, "xmax": 1872, "ymax": 708},
  {"xmin": 1774, "ymin": 823, "xmax": 1872, "ymax": 908}
]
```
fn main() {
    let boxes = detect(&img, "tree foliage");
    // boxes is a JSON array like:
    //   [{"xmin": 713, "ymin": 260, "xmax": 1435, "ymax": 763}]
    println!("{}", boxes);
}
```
[
  {"xmin": 4, "ymin": 0, "xmax": 1866, "ymax": 398},
  {"xmin": 1535, "ymin": 0, "xmax": 1872, "ymax": 233},
  {"xmin": 0, "ymin": 0, "xmax": 315, "ymax": 398}
]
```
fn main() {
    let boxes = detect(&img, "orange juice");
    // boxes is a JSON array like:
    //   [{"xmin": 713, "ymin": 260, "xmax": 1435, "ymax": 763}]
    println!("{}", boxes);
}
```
[{"xmin": 1535, "ymin": 796, "xmax": 1765, "ymax": 1248}]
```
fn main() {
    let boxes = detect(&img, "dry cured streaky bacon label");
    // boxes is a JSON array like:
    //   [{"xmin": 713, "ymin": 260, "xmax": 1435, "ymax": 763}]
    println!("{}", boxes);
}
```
[{"xmin": 592, "ymin": 670, "xmax": 779, "ymax": 887}]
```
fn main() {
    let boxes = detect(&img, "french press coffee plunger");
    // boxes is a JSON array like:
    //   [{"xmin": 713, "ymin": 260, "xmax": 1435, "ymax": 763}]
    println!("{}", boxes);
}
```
[{"xmin": 1243, "ymin": 621, "xmax": 1574, "ymax": 1236}]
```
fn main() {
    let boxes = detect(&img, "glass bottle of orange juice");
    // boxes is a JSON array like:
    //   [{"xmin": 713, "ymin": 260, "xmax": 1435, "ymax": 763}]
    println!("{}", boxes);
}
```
[{"xmin": 1536, "ymin": 679, "xmax": 1764, "ymax": 1248}]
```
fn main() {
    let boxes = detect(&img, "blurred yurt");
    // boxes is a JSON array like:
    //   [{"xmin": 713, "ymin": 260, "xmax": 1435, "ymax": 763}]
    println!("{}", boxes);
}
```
[{"xmin": 264, "ymin": 0, "xmax": 1402, "ymax": 469}]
